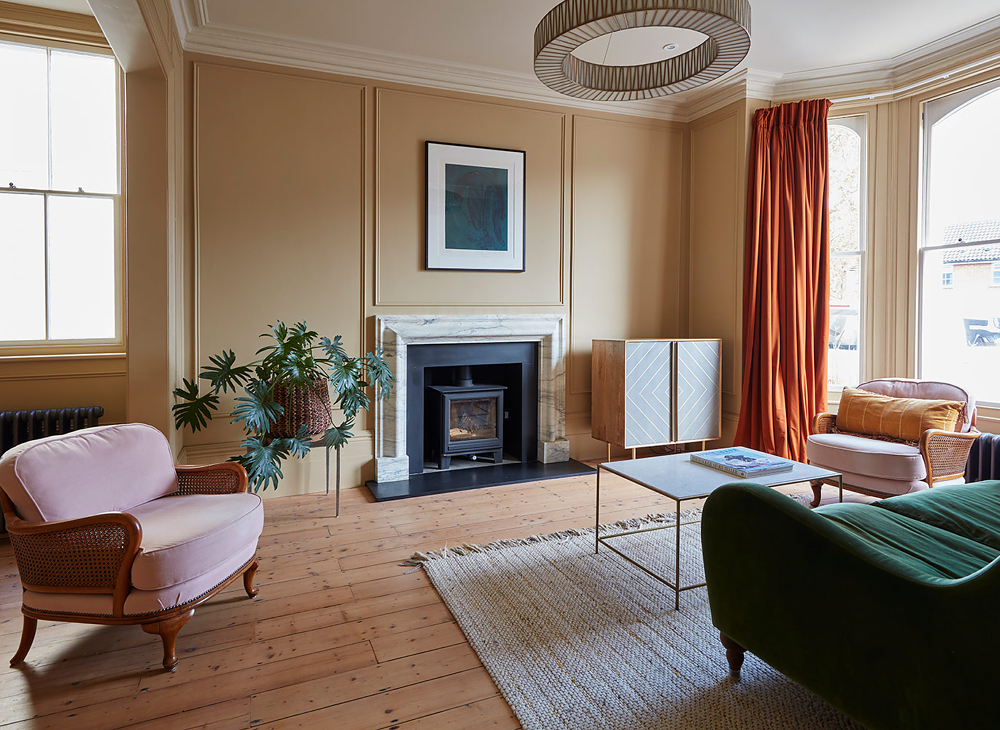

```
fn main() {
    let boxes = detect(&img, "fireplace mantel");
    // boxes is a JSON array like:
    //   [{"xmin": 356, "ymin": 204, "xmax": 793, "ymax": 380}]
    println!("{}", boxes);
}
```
[{"xmin": 374, "ymin": 314, "xmax": 569, "ymax": 483}]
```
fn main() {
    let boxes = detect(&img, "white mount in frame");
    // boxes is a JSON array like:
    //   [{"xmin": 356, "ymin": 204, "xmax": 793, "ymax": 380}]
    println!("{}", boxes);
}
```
[{"xmin": 425, "ymin": 141, "xmax": 526, "ymax": 272}]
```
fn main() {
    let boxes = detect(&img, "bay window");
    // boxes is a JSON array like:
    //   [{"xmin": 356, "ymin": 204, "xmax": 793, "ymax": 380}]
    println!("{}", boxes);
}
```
[
  {"xmin": 827, "ymin": 115, "xmax": 867, "ymax": 390},
  {"xmin": 920, "ymin": 79, "xmax": 1000, "ymax": 403}
]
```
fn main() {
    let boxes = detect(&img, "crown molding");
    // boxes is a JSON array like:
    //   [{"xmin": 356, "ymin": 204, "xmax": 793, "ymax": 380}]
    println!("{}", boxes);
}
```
[
  {"xmin": 684, "ymin": 67, "xmax": 779, "ymax": 120},
  {"xmin": 167, "ymin": 1, "xmax": 1000, "ymax": 123},
  {"xmin": 179, "ymin": 20, "xmax": 706, "ymax": 121},
  {"xmin": 0, "ymin": 0, "xmax": 107, "ymax": 47},
  {"xmin": 772, "ymin": 14, "xmax": 1000, "ymax": 103}
]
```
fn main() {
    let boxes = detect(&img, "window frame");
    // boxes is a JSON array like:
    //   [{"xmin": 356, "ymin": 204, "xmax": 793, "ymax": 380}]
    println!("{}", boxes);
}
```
[
  {"xmin": 918, "ymin": 77, "xmax": 1000, "ymax": 407},
  {"xmin": 0, "ymin": 36, "xmax": 124, "ymax": 355},
  {"xmin": 827, "ymin": 114, "xmax": 869, "ymax": 395},
  {"xmin": 941, "ymin": 265, "xmax": 954, "ymax": 287}
]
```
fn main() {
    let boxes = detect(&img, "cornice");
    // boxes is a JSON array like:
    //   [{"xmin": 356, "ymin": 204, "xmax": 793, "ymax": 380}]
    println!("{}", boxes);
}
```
[
  {"xmin": 168, "ymin": 2, "xmax": 1000, "ymax": 123},
  {"xmin": 180, "ymin": 21, "xmax": 700, "ymax": 121},
  {"xmin": 0, "ymin": 0, "xmax": 107, "ymax": 47},
  {"xmin": 771, "ymin": 14, "xmax": 1000, "ymax": 104}
]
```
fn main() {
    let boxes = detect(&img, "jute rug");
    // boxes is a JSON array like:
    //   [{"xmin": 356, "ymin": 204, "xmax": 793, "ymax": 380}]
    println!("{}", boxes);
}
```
[{"xmin": 410, "ymin": 510, "xmax": 861, "ymax": 730}]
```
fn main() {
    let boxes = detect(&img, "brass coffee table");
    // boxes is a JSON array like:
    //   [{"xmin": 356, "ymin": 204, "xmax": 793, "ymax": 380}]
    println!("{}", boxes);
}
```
[{"xmin": 595, "ymin": 450, "xmax": 842, "ymax": 609}]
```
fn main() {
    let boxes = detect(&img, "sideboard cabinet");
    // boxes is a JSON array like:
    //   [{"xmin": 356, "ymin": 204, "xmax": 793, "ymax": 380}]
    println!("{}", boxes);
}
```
[{"xmin": 591, "ymin": 338, "xmax": 722, "ymax": 450}]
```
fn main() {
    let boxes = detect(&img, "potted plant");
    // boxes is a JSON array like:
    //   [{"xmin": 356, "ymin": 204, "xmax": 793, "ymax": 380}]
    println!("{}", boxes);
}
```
[{"xmin": 172, "ymin": 320, "xmax": 394, "ymax": 492}]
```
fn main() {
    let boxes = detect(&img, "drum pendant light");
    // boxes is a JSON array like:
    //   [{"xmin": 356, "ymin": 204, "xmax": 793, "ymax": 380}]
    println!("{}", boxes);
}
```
[{"xmin": 534, "ymin": 0, "xmax": 751, "ymax": 101}]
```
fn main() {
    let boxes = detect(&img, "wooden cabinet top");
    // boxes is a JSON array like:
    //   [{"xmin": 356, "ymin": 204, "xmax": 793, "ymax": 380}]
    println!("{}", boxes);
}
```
[{"xmin": 592, "ymin": 338, "xmax": 722, "ymax": 344}]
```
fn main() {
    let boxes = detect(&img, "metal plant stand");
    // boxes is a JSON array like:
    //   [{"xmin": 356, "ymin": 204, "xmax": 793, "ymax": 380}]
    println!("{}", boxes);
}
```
[{"xmin": 314, "ymin": 440, "xmax": 342, "ymax": 517}]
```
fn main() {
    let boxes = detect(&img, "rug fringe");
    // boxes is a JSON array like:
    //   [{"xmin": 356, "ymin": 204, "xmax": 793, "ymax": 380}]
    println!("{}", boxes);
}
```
[{"xmin": 402, "ymin": 509, "xmax": 701, "ymax": 565}]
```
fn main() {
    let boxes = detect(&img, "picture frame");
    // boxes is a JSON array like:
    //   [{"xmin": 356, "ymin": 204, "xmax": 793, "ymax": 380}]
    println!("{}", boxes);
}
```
[{"xmin": 425, "ymin": 141, "xmax": 526, "ymax": 272}]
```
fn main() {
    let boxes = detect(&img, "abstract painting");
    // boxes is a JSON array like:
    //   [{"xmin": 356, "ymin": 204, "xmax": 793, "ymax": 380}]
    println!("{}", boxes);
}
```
[{"xmin": 426, "ymin": 142, "xmax": 525, "ymax": 271}]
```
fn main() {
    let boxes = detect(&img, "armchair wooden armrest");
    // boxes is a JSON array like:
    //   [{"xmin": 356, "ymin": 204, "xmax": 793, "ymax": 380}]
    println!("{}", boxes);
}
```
[
  {"xmin": 919, "ymin": 429, "xmax": 980, "ymax": 485},
  {"xmin": 1, "ymin": 496, "xmax": 141, "ymax": 617},
  {"xmin": 813, "ymin": 412, "xmax": 837, "ymax": 434},
  {"xmin": 175, "ymin": 462, "xmax": 249, "ymax": 495}
]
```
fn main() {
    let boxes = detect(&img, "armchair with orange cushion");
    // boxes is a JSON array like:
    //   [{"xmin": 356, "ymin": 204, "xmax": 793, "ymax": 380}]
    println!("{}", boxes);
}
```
[
  {"xmin": 806, "ymin": 378, "xmax": 980, "ymax": 506},
  {"xmin": 0, "ymin": 423, "xmax": 264, "ymax": 671}
]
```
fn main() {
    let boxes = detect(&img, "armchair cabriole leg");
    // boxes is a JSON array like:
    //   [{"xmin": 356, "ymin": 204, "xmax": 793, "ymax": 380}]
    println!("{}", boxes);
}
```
[
  {"xmin": 243, "ymin": 557, "xmax": 260, "ymax": 598},
  {"xmin": 809, "ymin": 480, "xmax": 824, "ymax": 508},
  {"xmin": 720, "ymin": 632, "xmax": 746, "ymax": 677},
  {"xmin": 142, "ymin": 609, "xmax": 194, "ymax": 671},
  {"xmin": 10, "ymin": 616, "xmax": 37, "ymax": 667}
]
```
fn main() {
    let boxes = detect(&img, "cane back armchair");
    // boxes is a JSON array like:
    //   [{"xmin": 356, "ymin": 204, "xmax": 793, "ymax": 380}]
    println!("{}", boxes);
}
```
[
  {"xmin": 0, "ymin": 423, "xmax": 264, "ymax": 671},
  {"xmin": 806, "ymin": 379, "xmax": 980, "ymax": 506}
]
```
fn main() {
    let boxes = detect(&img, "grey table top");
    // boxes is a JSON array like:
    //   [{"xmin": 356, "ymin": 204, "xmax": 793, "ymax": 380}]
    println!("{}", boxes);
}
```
[{"xmin": 599, "ymin": 451, "xmax": 840, "ymax": 501}]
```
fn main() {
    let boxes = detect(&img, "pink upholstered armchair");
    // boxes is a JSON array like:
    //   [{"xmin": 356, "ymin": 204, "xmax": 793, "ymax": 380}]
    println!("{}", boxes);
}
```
[
  {"xmin": 806, "ymin": 379, "xmax": 980, "ymax": 506},
  {"xmin": 0, "ymin": 423, "xmax": 264, "ymax": 671}
]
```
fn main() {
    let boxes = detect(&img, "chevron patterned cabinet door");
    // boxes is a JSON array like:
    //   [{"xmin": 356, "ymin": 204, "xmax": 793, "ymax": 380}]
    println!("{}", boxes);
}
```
[
  {"xmin": 624, "ymin": 341, "xmax": 673, "ymax": 448},
  {"xmin": 592, "ymin": 338, "xmax": 722, "ymax": 451},
  {"xmin": 675, "ymin": 340, "xmax": 722, "ymax": 441}
]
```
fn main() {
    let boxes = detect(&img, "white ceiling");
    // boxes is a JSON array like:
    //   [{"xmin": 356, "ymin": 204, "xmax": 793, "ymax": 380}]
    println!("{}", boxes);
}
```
[
  {"xmin": 200, "ymin": 0, "xmax": 1000, "ymax": 77},
  {"xmin": 3, "ymin": 0, "xmax": 92, "ymax": 15}
]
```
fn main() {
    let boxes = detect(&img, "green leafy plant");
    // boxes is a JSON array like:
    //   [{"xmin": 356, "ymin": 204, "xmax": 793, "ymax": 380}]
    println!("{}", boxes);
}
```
[{"xmin": 172, "ymin": 320, "xmax": 394, "ymax": 492}]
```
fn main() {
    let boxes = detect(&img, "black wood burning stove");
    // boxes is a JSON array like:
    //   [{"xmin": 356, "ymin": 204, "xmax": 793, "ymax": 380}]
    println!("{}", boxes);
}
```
[{"xmin": 428, "ymin": 366, "xmax": 506, "ymax": 470}]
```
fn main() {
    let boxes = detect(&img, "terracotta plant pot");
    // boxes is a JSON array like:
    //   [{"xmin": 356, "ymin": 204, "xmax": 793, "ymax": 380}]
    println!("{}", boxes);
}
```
[{"xmin": 269, "ymin": 377, "xmax": 332, "ymax": 438}]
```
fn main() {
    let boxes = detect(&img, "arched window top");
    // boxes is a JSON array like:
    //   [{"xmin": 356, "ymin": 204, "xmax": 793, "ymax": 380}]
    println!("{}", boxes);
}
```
[
  {"xmin": 935, "ymin": 85, "xmax": 1000, "ymax": 129},
  {"xmin": 924, "ymin": 79, "xmax": 1000, "ymax": 248}
]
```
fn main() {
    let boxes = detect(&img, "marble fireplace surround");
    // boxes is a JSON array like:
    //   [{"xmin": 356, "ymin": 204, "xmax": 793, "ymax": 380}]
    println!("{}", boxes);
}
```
[{"xmin": 374, "ymin": 314, "xmax": 569, "ymax": 483}]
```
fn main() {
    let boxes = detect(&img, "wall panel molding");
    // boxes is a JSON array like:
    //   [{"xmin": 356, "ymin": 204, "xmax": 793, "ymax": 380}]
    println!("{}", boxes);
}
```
[
  {"xmin": 192, "ymin": 60, "xmax": 367, "ymax": 378},
  {"xmin": 689, "ymin": 108, "xmax": 741, "ymax": 398},
  {"xmin": 372, "ymin": 86, "xmax": 566, "ymax": 308},
  {"xmin": 569, "ymin": 115, "xmax": 685, "ymax": 396}
]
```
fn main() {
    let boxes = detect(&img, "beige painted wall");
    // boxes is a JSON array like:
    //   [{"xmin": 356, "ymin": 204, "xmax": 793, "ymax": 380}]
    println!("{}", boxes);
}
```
[
  {"xmin": 0, "ymin": 356, "xmax": 126, "ymax": 423},
  {"xmin": 688, "ymin": 98, "xmax": 768, "ymax": 446},
  {"xmin": 183, "ymin": 56, "xmax": 687, "ymax": 494},
  {"xmin": 125, "ymin": 69, "xmax": 172, "ymax": 437},
  {"xmin": 16, "ymin": 2, "xmax": 1000, "ymax": 499}
]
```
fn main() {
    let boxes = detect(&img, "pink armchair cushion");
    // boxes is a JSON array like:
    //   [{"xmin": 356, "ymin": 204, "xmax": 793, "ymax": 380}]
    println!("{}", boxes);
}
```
[
  {"xmin": 822, "ymin": 468, "xmax": 930, "ymax": 498},
  {"xmin": 22, "ymin": 540, "xmax": 258, "ymax": 618},
  {"xmin": 0, "ymin": 423, "xmax": 178, "ymax": 523},
  {"xmin": 858, "ymin": 379, "xmax": 975, "ymax": 432},
  {"xmin": 807, "ymin": 432, "xmax": 926, "ymax": 482},
  {"xmin": 129, "ymin": 493, "xmax": 264, "ymax": 590}
]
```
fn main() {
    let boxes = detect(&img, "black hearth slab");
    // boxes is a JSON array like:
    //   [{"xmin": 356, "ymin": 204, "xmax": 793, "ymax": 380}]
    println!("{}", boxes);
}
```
[{"xmin": 365, "ymin": 459, "xmax": 595, "ymax": 501}]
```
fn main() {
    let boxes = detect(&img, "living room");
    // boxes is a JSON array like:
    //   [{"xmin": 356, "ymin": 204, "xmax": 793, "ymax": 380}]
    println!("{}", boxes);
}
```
[{"xmin": 1, "ymin": 0, "xmax": 999, "ymax": 727}]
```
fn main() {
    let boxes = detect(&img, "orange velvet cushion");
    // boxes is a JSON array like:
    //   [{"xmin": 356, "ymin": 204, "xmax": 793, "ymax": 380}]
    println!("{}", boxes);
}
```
[{"xmin": 837, "ymin": 387, "xmax": 964, "ymax": 441}]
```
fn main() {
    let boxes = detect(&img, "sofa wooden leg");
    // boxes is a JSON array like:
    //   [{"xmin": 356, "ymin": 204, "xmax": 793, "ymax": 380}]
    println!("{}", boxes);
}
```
[
  {"xmin": 243, "ymin": 557, "xmax": 260, "ymax": 598},
  {"xmin": 720, "ymin": 632, "xmax": 746, "ymax": 676},
  {"xmin": 10, "ymin": 616, "xmax": 37, "ymax": 667},
  {"xmin": 809, "ymin": 480, "xmax": 824, "ymax": 508},
  {"xmin": 142, "ymin": 609, "xmax": 195, "ymax": 671}
]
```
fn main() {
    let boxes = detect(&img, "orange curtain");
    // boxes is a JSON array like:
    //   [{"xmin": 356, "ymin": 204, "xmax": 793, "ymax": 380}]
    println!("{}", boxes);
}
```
[{"xmin": 734, "ymin": 99, "xmax": 832, "ymax": 461}]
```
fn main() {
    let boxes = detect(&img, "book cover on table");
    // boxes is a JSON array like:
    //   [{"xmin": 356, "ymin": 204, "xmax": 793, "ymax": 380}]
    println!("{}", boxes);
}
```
[{"xmin": 690, "ymin": 447, "xmax": 794, "ymax": 478}]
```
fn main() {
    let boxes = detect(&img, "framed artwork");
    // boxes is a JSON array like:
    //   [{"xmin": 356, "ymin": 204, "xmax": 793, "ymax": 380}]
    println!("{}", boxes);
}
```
[{"xmin": 425, "ymin": 141, "xmax": 526, "ymax": 272}]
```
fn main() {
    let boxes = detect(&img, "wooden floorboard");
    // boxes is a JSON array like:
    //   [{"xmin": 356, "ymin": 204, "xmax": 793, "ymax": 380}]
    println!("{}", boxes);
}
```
[{"xmin": 0, "ymin": 471, "xmax": 813, "ymax": 729}]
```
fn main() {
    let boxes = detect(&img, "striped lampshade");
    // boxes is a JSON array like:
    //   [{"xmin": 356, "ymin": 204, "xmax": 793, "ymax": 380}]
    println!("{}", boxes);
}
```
[{"xmin": 534, "ymin": 0, "xmax": 752, "ymax": 101}]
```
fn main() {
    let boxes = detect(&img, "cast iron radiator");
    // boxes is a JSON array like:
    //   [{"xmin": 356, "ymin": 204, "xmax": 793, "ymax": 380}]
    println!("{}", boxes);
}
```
[
  {"xmin": 967, "ymin": 432, "xmax": 1000, "ymax": 482},
  {"xmin": 0, "ymin": 406, "xmax": 104, "ymax": 533}
]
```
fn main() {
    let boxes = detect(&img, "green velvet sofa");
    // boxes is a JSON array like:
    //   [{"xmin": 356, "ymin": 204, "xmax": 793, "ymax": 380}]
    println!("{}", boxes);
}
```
[{"xmin": 702, "ymin": 481, "xmax": 1000, "ymax": 730}]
